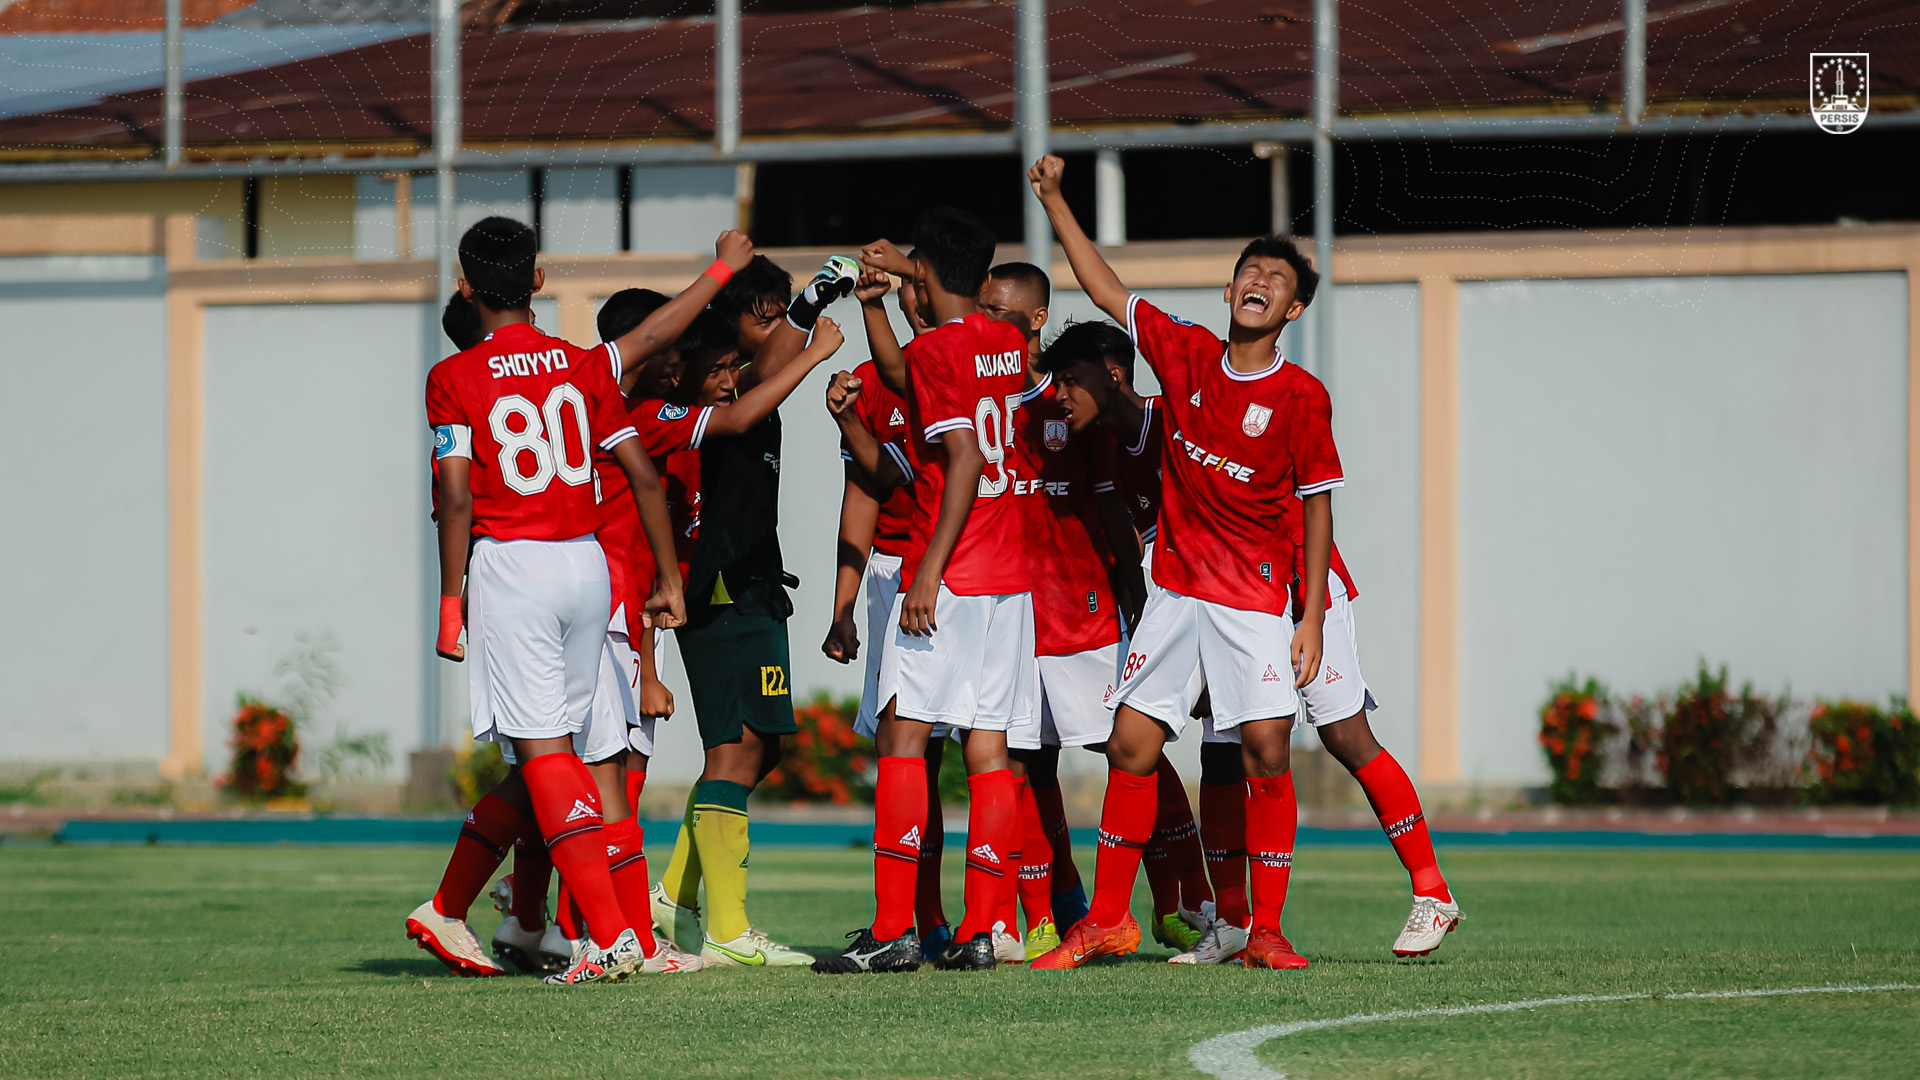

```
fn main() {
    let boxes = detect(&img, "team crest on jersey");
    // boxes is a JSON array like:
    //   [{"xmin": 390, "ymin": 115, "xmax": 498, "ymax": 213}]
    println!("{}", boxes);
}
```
[
  {"xmin": 1168, "ymin": 313, "xmax": 1197, "ymax": 326},
  {"xmin": 1242, "ymin": 403, "xmax": 1273, "ymax": 437},
  {"xmin": 1044, "ymin": 420, "xmax": 1069, "ymax": 451},
  {"xmin": 658, "ymin": 403, "xmax": 690, "ymax": 421}
]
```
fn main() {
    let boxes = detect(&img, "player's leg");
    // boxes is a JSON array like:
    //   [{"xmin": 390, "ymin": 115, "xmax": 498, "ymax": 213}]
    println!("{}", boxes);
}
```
[
  {"xmin": 1014, "ymin": 747, "xmax": 1060, "ymax": 957},
  {"xmin": 1031, "ymin": 752, "xmax": 1087, "ymax": 933},
  {"xmin": 1146, "ymin": 754, "xmax": 1212, "ymax": 952},
  {"xmin": 991, "ymin": 745, "xmax": 1033, "ymax": 964},
  {"xmin": 914, "ymin": 735, "xmax": 952, "ymax": 960},
  {"xmin": 407, "ymin": 767, "xmax": 526, "ymax": 976},
  {"xmin": 813, "ymin": 698, "xmax": 933, "ymax": 974},
  {"xmin": 1170, "ymin": 728, "xmax": 1250, "ymax": 965}
]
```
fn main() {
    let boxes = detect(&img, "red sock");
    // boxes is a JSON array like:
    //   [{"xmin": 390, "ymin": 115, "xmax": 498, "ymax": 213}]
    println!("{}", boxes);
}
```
[
  {"xmin": 624, "ymin": 769, "xmax": 647, "ymax": 817},
  {"xmin": 1033, "ymin": 779, "xmax": 1081, "ymax": 891},
  {"xmin": 1246, "ymin": 773, "xmax": 1298, "ymax": 933},
  {"xmin": 603, "ymin": 817, "xmax": 659, "ymax": 957},
  {"xmin": 1155, "ymin": 756, "xmax": 1214, "ymax": 911},
  {"xmin": 1016, "ymin": 779, "xmax": 1054, "ymax": 930},
  {"xmin": 993, "ymin": 777, "xmax": 1027, "ymax": 935},
  {"xmin": 1199, "ymin": 781, "xmax": 1249, "ymax": 927},
  {"xmin": 1354, "ymin": 750, "xmax": 1451, "ymax": 902},
  {"xmin": 511, "ymin": 828, "xmax": 552, "ymax": 930},
  {"xmin": 955, "ymin": 768, "xmax": 1017, "ymax": 941},
  {"xmin": 1142, "ymin": 834, "xmax": 1179, "ymax": 917},
  {"xmin": 432, "ymin": 792, "xmax": 527, "ymax": 920},
  {"xmin": 914, "ymin": 762, "xmax": 948, "ymax": 933},
  {"xmin": 522, "ymin": 752, "xmax": 630, "ymax": 949},
  {"xmin": 1087, "ymin": 768, "xmax": 1158, "ymax": 928},
  {"xmin": 554, "ymin": 881, "xmax": 582, "ymax": 940},
  {"xmin": 874, "ymin": 756, "xmax": 928, "ymax": 941}
]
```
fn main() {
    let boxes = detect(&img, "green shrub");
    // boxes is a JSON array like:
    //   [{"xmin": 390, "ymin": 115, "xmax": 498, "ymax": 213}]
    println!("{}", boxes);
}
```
[
  {"xmin": 1539, "ymin": 675, "xmax": 1613, "ymax": 805},
  {"xmin": 1806, "ymin": 698, "xmax": 1920, "ymax": 806},
  {"xmin": 762, "ymin": 694, "xmax": 875, "ymax": 804}
]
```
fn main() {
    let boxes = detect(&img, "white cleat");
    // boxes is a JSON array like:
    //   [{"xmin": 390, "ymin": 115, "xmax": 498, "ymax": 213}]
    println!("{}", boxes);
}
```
[
  {"xmin": 649, "ymin": 881, "xmax": 705, "ymax": 954},
  {"xmin": 488, "ymin": 875, "xmax": 514, "ymax": 916},
  {"xmin": 701, "ymin": 926, "xmax": 814, "ymax": 967},
  {"xmin": 538, "ymin": 922, "xmax": 586, "ymax": 971},
  {"xmin": 1392, "ymin": 895, "xmax": 1463, "ymax": 957},
  {"xmin": 1180, "ymin": 900, "xmax": 1214, "ymax": 935},
  {"xmin": 491, "ymin": 914, "xmax": 546, "ymax": 973},
  {"xmin": 641, "ymin": 938, "xmax": 708, "ymax": 974},
  {"xmin": 991, "ymin": 920, "xmax": 1026, "ymax": 965},
  {"xmin": 1169, "ymin": 918, "xmax": 1249, "ymax": 965},
  {"xmin": 404, "ymin": 900, "xmax": 506, "ymax": 977},
  {"xmin": 544, "ymin": 928, "xmax": 646, "ymax": 985}
]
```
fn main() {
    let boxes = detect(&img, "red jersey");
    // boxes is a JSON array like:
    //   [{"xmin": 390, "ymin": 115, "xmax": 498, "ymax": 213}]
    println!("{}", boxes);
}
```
[
  {"xmin": 1016, "ymin": 376, "xmax": 1119, "ymax": 655},
  {"xmin": 1097, "ymin": 394, "xmax": 1165, "ymax": 544},
  {"xmin": 593, "ymin": 398, "xmax": 713, "ymax": 631},
  {"xmin": 839, "ymin": 359, "xmax": 917, "ymax": 558},
  {"xmin": 426, "ymin": 323, "xmax": 637, "ymax": 543},
  {"xmin": 899, "ymin": 313, "xmax": 1032, "ymax": 596},
  {"xmin": 1268, "ymin": 365, "xmax": 1359, "ymax": 611},
  {"xmin": 1125, "ymin": 296, "xmax": 1343, "ymax": 616}
]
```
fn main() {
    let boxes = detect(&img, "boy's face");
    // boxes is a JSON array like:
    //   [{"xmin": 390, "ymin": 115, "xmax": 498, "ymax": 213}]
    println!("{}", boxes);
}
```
[
  {"xmin": 908, "ymin": 256, "xmax": 939, "ymax": 325},
  {"xmin": 897, "ymin": 279, "xmax": 933, "ymax": 334},
  {"xmin": 1223, "ymin": 255, "xmax": 1307, "ymax": 334},
  {"xmin": 732, "ymin": 298, "xmax": 785, "ymax": 360},
  {"xmin": 977, "ymin": 276, "xmax": 1048, "ymax": 344},
  {"xmin": 1053, "ymin": 358, "xmax": 1120, "ymax": 433},
  {"xmin": 693, "ymin": 350, "xmax": 743, "ymax": 406}
]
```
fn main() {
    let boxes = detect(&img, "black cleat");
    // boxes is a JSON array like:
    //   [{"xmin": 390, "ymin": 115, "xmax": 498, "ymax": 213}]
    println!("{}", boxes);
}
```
[
  {"xmin": 811, "ymin": 928, "xmax": 921, "ymax": 974},
  {"xmin": 933, "ymin": 932, "xmax": 995, "ymax": 971}
]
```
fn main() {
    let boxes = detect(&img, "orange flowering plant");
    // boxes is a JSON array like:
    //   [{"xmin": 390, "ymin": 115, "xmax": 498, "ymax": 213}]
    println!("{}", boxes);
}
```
[
  {"xmin": 1539, "ymin": 675, "xmax": 1614, "ymax": 804},
  {"xmin": 217, "ymin": 696, "xmax": 306, "ymax": 803},
  {"xmin": 762, "ymin": 693, "xmax": 875, "ymax": 805},
  {"xmin": 1806, "ymin": 697, "xmax": 1920, "ymax": 806}
]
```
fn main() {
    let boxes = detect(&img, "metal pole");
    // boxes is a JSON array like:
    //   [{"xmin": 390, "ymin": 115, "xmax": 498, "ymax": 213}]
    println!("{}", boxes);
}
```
[
  {"xmin": 1016, "ymin": 0, "xmax": 1052, "ymax": 269},
  {"xmin": 1311, "ymin": 0, "xmax": 1336, "ymax": 376},
  {"xmin": 1095, "ymin": 147, "xmax": 1125, "ymax": 246},
  {"xmin": 1255, "ymin": 141, "xmax": 1289, "ymax": 235},
  {"xmin": 427, "ymin": 0, "xmax": 462, "ymax": 749},
  {"xmin": 1622, "ymin": 0, "xmax": 1647, "ymax": 129},
  {"xmin": 163, "ymin": 0, "xmax": 183, "ymax": 168},
  {"xmin": 715, "ymin": 0, "xmax": 741, "ymax": 157}
]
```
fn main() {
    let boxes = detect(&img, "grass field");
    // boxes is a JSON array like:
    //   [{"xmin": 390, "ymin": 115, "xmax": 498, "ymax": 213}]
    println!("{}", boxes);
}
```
[{"xmin": 2, "ymin": 842, "xmax": 1916, "ymax": 1079}]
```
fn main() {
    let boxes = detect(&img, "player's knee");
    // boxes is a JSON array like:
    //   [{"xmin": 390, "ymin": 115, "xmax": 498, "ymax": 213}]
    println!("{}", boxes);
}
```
[
  {"xmin": 1023, "ymin": 747, "xmax": 1061, "ymax": 788},
  {"xmin": 1199, "ymin": 741, "xmax": 1244, "ymax": 786},
  {"xmin": 1317, "ymin": 711, "xmax": 1381, "ymax": 772},
  {"xmin": 1240, "ymin": 734, "xmax": 1290, "ymax": 778}
]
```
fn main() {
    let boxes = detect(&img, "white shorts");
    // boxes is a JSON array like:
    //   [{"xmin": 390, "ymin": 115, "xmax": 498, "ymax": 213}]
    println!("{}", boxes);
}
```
[
  {"xmin": 627, "ymin": 627, "xmax": 667, "ymax": 757},
  {"xmin": 1107, "ymin": 583, "xmax": 1299, "ymax": 739},
  {"xmin": 1297, "ymin": 570, "xmax": 1377, "ymax": 725},
  {"xmin": 878, "ymin": 585, "xmax": 1037, "ymax": 731},
  {"xmin": 468, "ymin": 536, "xmax": 609, "ymax": 747},
  {"xmin": 1011, "ymin": 636, "xmax": 1124, "ymax": 750},
  {"xmin": 592, "ymin": 630, "xmax": 659, "ymax": 762},
  {"xmin": 854, "ymin": 552, "xmax": 903, "ymax": 740}
]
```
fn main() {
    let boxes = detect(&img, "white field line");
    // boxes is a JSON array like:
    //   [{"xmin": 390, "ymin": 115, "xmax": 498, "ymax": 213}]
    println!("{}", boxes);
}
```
[{"xmin": 1188, "ymin": 983, "xmax": 1920, "ymax": 1080}]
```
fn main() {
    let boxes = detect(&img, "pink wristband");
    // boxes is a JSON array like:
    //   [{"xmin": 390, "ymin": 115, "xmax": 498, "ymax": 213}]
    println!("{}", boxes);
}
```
[{"xmin": 703, "ymin": 259, "xmax": 735, "ymax": 286}]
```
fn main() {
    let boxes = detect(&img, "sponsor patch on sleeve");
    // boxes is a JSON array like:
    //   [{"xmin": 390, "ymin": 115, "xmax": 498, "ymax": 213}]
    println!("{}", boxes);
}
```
[
  {"xmin": 658, "ymin": 403, "xmax": 690, "ymax": 421},
  {"xmin": 433, "ymin": 423, "xmax": 472, "ymax": 460}
]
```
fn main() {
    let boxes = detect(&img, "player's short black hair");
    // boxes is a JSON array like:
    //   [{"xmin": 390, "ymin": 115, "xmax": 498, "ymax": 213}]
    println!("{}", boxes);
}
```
[
  {"xmin": 678, "ymin": 307, "xmax": 740, "ymax": 368},
  {"xmin": 986, "ymin": 261, "xmax": 1050, "ymax": 305},
  {"xmin": 1232, "ymin": 235, "xmax": 1320, "ymax": 308},
  {"xmin": 597, "ymin": 287, "xmax": 670, "ymax": 343},
  {"xmin": 712, "ymin": 255, "xmax": 792, "ymax": 322},
  {"xmin": 441, "ymin": 291, "xmax": 484, "ymax": 351},
  {"xmin": 912, "ymin": 206, "xmax": 998, "ymax": 297},
  {"xmin": 458, "ymin": 216, "xmax": 539, "ymax": 310},
  {"xmin": 1039, "ymin": 319, "xmax": 1135, "ymax": 383}
]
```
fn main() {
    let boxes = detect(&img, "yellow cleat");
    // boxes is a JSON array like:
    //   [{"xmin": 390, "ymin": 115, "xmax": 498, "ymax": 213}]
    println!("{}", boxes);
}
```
[{"xmin": 1024, "ymin": 917, "xmax": 1061, "ymax": 961}]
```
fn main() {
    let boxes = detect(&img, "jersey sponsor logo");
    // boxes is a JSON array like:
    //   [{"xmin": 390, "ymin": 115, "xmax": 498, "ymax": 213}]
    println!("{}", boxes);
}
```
[
  {"xmin": 888, "ymin": 407, "xmax": 905, "ymax": 426},
  {"xmin": 759, "ymin": 665, "xmax": 790, "ymax": 697},
  {"xmin": 1260, "ymin": 664, "xmax": 1285, "ymax": 684},
  {"xmin": 1242, "ymin": 403, "xmax": 1273, "ymax": 437},
  {"xmin": 974, "ymin": 350, "xmax": 1024, "ymax": 378},
  {"xmin": 1324, "ymin": 666, "xmax": 1343, "ymax": 684},
  {"xmin": 1012, "ymin": 478, "xmax": 1073, "ymax": 497},
  {"xmin": 1043, "ymin": 419, "xmax": 1069, "ymax": 451},
  {"xmin": 900, "ymin": 825, "xmax": 923, "ymax": 850},
  {"xmin": 1170, "ymin": 428, "xmax": 1256, "ymax": 482},
  {"xmin": 487, "ymin": 348, "xmax": 570, "ymax": 379},
  {"xmin": 968, "ymin": 843, "xmax": 1001, "ymax": 865},
  {"xmin": 1259, "ymin": 561, "xmax": 1273, "ymax": 582},
  {"xmin": 1168, "ymin": 313, "xmax": 1198, "ymax": 326},
  {"xmin": 1189, "ymin": 390, "xmax": 1202, "ymax": 407},
  {"xmin": 658, "ymin": 403, "xmax": 690, "ymax": 421},
  {"xmin": 564, "ymin": 799, "xmax": 601, "ymax": 824},
  {"xmin": 1086, "ymin": 590, "xmax": 1099, "ymax": 613}
]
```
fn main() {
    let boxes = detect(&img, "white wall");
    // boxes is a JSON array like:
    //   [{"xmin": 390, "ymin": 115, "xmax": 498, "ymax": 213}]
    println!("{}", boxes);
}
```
[
  {"xmin": 1457, "ymin": 273, "xmax": 1909, "ymax": 782},
  {"xmin": 542, "ymin": 168, "xmax": 621, "ymax": 256},
  {"xmin": 630, "ymin": 165, "xmax": 736, "ymax": 255},
  {"xmin": 0, "ymin": 260, "xmax": 169, "ymax": 761}
]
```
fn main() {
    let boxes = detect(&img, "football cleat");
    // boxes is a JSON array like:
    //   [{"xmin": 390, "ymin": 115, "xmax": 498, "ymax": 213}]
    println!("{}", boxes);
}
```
[
  {"xmin": 537, "ymin": 922, "xmax": 586, "ymax": 971},
  {"xmin": 404, "ymin": 900, "xmax": 506, "ymax": 977},
  {"xmin": 1392, "ymin": 895, "xmax": 1463, "ymax": 957},
  {"xmin": 919, "ymin": 922, "xmax": 954, "ymax": 964},
  {"xmin": 1029, "ymin": 914, "xmax": 1142, "ymax": 971},
  {"xmin": 1152, "ymin": 911, "xmax": 1203, "ymax": 952},
  {"xmin": 640, "ymin": 938, "xmax": 708, "ymax": 974},
  {"xmin": 1181, "ymin": 900, "xmax": 1214, "ymax": 934},
  {"xmin": 1053, "ymin": 881, "xmax": 1090, "ymax": 935},
  {"xmin": 933, "ymin": 932, "xmax": 996, "ymax": 971},
  {"xmin": 488, "ymin": 875, "xmax": 514, "ymax": 916},
  {"xmin": 812, "ymin": 928, "xmax": 922, "ymax": 974},
  {"xmin": 1023, "ymin": 917, "xmax": 1061, "ymax": 961},
  {"xmin": 702, "ymin": 926, "xmax": 813, "ymax": 967},
  {"xmin": 1243, "ymin": 926, "xmax": 1310, "ymax": 970},
  {"xmin": 1169, "ymin": 919, "xmax": 1248, "ymax": 965},
  {"xmin": 991, "ymin": 920, "xmax": 1025, "ymax": 965},
  {"xmin": 491, "ymin": 914, "xmax": 547, "ymax": 973},
  {"xmin": 649, "ymin": 881, "xmax": 704, "ymax": 954},
  {"xmin": 544, "ymin": 928, "xmax": 645, "ymax": 985}
]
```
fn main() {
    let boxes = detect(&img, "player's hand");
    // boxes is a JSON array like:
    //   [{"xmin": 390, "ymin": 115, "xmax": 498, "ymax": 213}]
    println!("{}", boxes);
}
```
[
  {"xmin": 808, "ymin": 316, "xmax": 845, "ymax": 358},
  {"xmin": 1028, "ymin": 155, "xmax": 1065, "ymax": 202},
  {"xmin": 646, "ymin": 579, "xmax": 687, "ymax": 630},
  {"xmin": 854, "ymin": 267, "xmax": 892, "ymax": 304},
  {"xmin": 859, "ymin": 239, "xmax": 914, "ymax": 277},
  {"xmin": 435, "ymin": 594, "xmax": 465, "ymax": 662},
  {"xmin": 822, "ymin": 617, "xmax": 860, "ymax": 663},
  {"xmin": 899, "ymin": 577, "xmax": 940, "ymax": 637},
  {"xmin": 716, "ymin": 229, "xmax": 754, "ymax": 271},
  {"xmin": 1291, "ymin": 613, "xmax": 1324, "ymax": 690},
  {"xmin": 639, "ymin": 675, "xmax": 675, "ymax": 720},
  {"xmin": 826, "ymin": 370, "xmax": 863, "ymax": 416}
]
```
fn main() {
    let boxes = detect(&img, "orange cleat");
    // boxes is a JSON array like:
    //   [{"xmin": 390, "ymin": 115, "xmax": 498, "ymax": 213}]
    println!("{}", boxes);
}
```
[
  {"xmin": 1028, "ymin": 914, "xmax": 1142, "ymax": 970},
  {"xmin": 1243, "ymin": 926, "xmax": 1310, "ymax": 970}
]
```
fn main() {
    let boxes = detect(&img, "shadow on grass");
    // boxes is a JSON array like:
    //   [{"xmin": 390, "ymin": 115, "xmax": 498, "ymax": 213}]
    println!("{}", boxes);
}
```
[{"xmin": 350, "ymin": 956, "xmax": 453, "ymax": 977}]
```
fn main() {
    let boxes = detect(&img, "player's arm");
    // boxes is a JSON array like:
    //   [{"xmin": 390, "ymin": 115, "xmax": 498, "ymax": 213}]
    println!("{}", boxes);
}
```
[
  {"xmin": 610, "ymin": 230, "xmax": 754, "ymax": 374},
  {"xmin": 637, "ymin": 624, "xmax": 674, "ymax": 719},
  {"xmin": 827, "ymin": 370, "xmax": 907, "ymax": 488},
  {"xmin": 432, "ymin": 456, "xmax": 473, "ymax": 661},
  {"xmin": 823, "ymin": 472, "xmax": 879, "ymax": 664},
  {"xmin": 612, "ymin": 438, "xmax": 687, "ymax": 630},
  {"xmin": 704, "ymin": 318, "xmax": 847, "ymax": 439},
  {"xmin": 1293, "ymin": 492, "xmax": 1331, "ymax": 688},
  {"xmin": 745, "ymin": 256, "xmax": 861, "ymax": 390},
  {"xmin": 1097, "ymin": 489, "xmax": 1148, "ymax": 632},
  {"xmin": 1028, "ymin": 155, "xmax": 1129, "ymax": 322},
  {"xmin": 854, "ymin": 268, "xmax": 909, "ymax": 395},
  {"xmin": 900, "ymin": 428, "xmax": 983, "ymax": 636}
]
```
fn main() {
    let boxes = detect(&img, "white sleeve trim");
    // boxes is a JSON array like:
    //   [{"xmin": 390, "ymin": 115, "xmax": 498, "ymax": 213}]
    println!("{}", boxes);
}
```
[
  {"xmin": 1125, "ymin": 294, "xmax": 1143, "ymax": 346},
  {"xmin": 599, "ymin": 425, "xmax": 639, "ymax": 451},
  {"xmin": 689, "ymin": 406, "xmax": 715, "ymax": 449},
  {"xmin": 923, "ymin": 416, "xmax": 972, "ymax": 441},
  {"xmin": 604, "ymin": 341, "xmax": 623, "ymax": 382},
  {"xmin": 1126, "ymin": 398, "xmax": 1155, "ymax": 456},
  {"xmin": 1139, "ymin": 524, "xmax": 1157, "ymax": 543},
  {"xmin": 1296, "ymin": 477, "xmax": 1344, "ymax": 497},
  {"xmin": 883, "ymin": 441, "xmax": 915, "ymax": 481},
  {"xmin": 1094, "ymin": 480, "xmax": 1115, "ymax": 492},
  {"xmin": 840, "ymin": 449, "xmax": 855, "ymax": 462}
]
